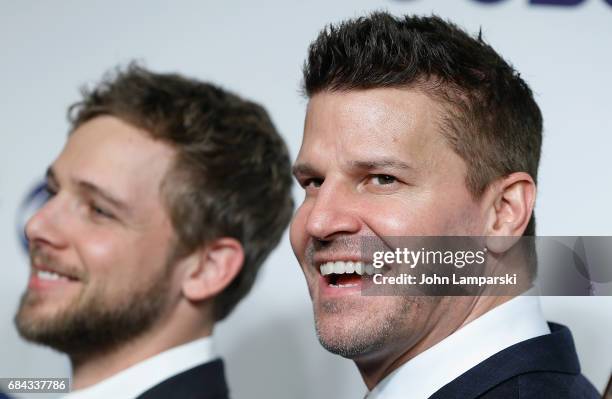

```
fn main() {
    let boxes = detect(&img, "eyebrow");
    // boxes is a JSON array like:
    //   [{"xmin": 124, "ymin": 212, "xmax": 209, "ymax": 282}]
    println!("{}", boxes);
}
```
[
  {"xmin": 292, "ymin": 163, "xmax": 319, "ymax": 178},
  {"xmin": 292, "ymin": 158, "xmax": 415, "ymax": 178},
  {"xmin": 349, "ymin": 159, "xmax": 415, "ymax": 172},
  {"xmin": 46, "ymin": 167, "xmax": 130, "ymax": 212}
]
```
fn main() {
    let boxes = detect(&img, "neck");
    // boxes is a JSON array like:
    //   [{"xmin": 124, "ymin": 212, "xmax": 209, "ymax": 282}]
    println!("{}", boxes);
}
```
[
  {"xmin": 356, "ymin": 295, "xmax": 513, "ymax": 390},
  {"xmin": 70, "ymin": 304, "xmax": 213, "ymax": 390}
]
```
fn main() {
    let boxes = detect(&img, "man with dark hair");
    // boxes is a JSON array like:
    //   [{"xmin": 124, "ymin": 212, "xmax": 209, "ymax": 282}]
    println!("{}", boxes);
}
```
[
  {"xmin": 15, "ymin": 64, "xmax": 293, "ymax": 399},
  {"xmin": 291, "ymin": 13, "xmax": 599, "ymax": 398}
]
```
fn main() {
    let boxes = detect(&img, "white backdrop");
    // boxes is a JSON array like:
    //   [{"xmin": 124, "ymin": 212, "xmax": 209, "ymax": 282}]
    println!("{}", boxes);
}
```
[{"xmin": 1, "ymin": 1, "xmax": 611, "ymax": 398}]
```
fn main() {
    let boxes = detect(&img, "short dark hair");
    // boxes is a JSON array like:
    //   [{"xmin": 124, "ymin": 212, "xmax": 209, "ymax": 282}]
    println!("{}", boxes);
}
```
[
  {"xmin": 303, "ymin": 12, "xmax": 542, "ymax": 235},
  {"xmin": 69, "ymin": 64, "xmax": 294, "ymax": 321}
]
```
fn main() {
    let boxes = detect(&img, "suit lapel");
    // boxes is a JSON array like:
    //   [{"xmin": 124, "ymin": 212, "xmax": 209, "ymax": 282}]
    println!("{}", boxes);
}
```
[{"xmin": 429, "ymin": 323, "xmax": 580, "ymax": 399}]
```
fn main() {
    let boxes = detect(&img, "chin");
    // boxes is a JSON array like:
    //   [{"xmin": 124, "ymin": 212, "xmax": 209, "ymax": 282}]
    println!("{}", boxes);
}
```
[
  {"xmin": 315, "ymin": 318, "xmax": 388, "ymax": 359},
  {"xmin": 313, "ymin": 303, "xmax": 383, "ymax": 358}
]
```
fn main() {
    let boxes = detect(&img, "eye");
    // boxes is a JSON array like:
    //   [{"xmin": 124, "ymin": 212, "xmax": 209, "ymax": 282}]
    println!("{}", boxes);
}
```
[
  {"xmin": 301, "ymin": 178, "xmax": 323, "ymax": 189},
  {"xmin": 371, "ymin": 175, "xmax": 397, "ymax": 185},
  {"xmin": 89, "ymin": 202, "xmax": 114, "ymax": 219},
  {"xmin": 44, "ymin": 183, "xmax": 58, "ymax": 197}
]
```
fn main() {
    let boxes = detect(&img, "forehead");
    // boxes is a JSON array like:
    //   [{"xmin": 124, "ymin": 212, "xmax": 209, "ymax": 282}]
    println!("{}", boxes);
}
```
[
  {"xmin": 300, "ymin": 88, "xmax": 447, "ymax": 168},
  {"xmin": 54, "ymin": 115, "xmax": 176, "ymax": 204}
]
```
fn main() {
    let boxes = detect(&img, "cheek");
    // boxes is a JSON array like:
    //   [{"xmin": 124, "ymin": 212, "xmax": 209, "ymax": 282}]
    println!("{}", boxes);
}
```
[
  {"xmin": 428, "ymin": 190, "xmax": 484, "ymax": 234},
  {"xmin": 77, "ymin": 237, "xmax": 135, "ymax": 293},
  {"xmin": 360, "ymin": 198, "xmax": 439, "ymax": 236},
  {"xmin": 77, "ymin": 232, "xmax": 172, "ymax": 296},
  {"xmin": 78, "ymin": 233, "xmax": 126, "ymax": 272},
  {"xmin": 361, "ymin": 191, "xmax": 481, "ymax": 236}
]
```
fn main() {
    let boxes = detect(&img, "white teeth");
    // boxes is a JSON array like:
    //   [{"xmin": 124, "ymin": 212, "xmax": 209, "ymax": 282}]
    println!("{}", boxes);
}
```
[
  {"xmin": 355, "ymin": 262, "xmax": 364, "ymax": 275},
  {"xmin": 365, "ymin": 264, "xmax": 375, "ymax": 275},
  {"xmin": 345, "ymin": 261, "xmax": 355, "ymax": 274},
  {"xmin": 333, "ymin": 261, "xmax": 344, "ymax": 274},
  {"xmin": 319, "ymin": 261, "xmax": 366, "ymax": 276},
  {"xmin": 37, "ymin": 270, "xmax": 67, "ymax": 281}
]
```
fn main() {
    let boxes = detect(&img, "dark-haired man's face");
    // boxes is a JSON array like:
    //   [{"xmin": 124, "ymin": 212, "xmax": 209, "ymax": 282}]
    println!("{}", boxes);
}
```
[
  {"xmin": 15, "ymin": 115, "xmax": 180, "ymax": 356},
  {"xmin": 290, "ymin": 88, "xmax": 487, "ymax": 362}
]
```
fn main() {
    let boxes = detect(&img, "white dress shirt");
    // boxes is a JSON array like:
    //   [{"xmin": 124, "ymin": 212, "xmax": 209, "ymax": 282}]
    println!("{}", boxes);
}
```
[
  {"xmin": 63, "ymin": 336, "xmax": 217, "ymax": 399},
  {"xmin": 366, "ymin": 295, "xmax": 551, "ymax": 399}
]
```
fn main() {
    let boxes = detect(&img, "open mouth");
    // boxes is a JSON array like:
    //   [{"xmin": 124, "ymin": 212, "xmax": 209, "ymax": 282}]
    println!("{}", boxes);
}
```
[
  {"xmin": 38, "ymin": 270, "xmax": 77, "ymax": 281},
  {"xmin": 319, "ymin": 261, "xmax": 375, "ymax": 288},
  {"xmin": 32, "ymin": 268, "xmax": 80, "ymax": 283}
]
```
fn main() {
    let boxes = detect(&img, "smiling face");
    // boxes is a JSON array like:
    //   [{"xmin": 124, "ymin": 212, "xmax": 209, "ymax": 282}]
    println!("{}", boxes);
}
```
[
  {"xmin": 15, "ymin": 115, "xmax": 180, "ymax": 356},
  {"xmin": 290, "ymin": 88, "xmax": 488, "ymax": 363}
]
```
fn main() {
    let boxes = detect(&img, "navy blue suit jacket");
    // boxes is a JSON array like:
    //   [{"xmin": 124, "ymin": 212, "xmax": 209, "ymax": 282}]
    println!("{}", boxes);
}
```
[
  {"xmin": 135, "ymin": 358, "xmax": 229, "ymax": 399},
  {"xmin": 430, "ymin": 323, "xmax": 599, "ymax": 398}
]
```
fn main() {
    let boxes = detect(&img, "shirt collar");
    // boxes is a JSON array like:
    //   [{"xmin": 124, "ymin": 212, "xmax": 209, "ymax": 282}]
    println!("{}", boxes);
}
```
[
  {"xmin": 366, "ymin": 295, "xmax": 551, "ymax": 399},
  {"xmin": 63, "ymin": 336, "xmax": 217, "ymax": 399}
]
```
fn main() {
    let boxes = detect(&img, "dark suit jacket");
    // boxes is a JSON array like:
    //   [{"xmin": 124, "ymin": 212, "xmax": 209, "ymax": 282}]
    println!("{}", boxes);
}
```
[
  {"xmin": 135, "ymin": 358, "xmax": 229, "ymax": 399},
  {"xmin": 430, "ymin": 323, "xmax": 600, "ymax": 399}
]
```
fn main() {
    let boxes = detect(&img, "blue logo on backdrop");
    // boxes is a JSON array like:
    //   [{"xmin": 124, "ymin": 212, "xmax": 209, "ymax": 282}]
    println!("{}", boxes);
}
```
[{"xmin": 16, "ymin": 180, "xmax": 49, "ymax": 253}]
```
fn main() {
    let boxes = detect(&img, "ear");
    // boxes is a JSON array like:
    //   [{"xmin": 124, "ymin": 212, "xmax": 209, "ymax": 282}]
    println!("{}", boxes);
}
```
[
  {"xmin": 484, "ymin": 172, "xmax": 536, "ymax": 253},
  {"xmin": 181, "ymin": 237, "xmax": 245, "ymax": 302}
]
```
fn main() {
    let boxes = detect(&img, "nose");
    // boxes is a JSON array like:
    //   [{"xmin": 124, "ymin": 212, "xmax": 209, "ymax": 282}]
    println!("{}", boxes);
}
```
[
  {"xmin": 25, "ymin": 196, "xmax": 68, "ymax": 250},
  {"xmin": 305, "ymin": 181, "xmax": 361, "ymax": 241}
]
